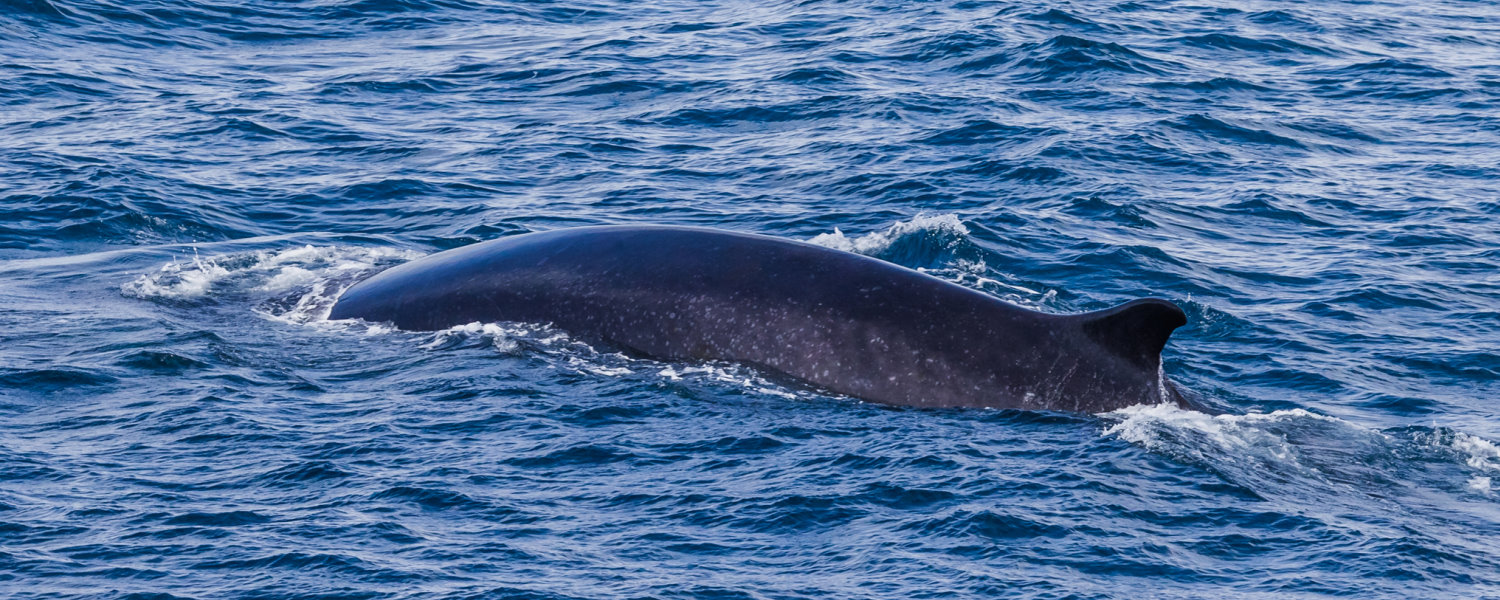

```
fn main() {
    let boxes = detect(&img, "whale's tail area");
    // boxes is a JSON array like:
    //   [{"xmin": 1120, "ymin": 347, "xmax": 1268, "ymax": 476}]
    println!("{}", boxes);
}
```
[{"xmin": 1079, "ymin": 298, "xmax": 1188, "ymax": 371}]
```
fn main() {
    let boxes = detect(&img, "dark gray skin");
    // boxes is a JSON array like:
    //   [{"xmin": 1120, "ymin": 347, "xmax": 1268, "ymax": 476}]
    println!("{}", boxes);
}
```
[{"xmin": 331, "ymin": 225, "xmax": 1202, "ymax": 413}]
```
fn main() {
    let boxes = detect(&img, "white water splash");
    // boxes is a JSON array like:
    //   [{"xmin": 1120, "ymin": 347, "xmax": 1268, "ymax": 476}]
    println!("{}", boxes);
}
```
[
  {"xmin": 1422, "ymin": 429, "xmax": 1500, "ymax": 494},
  {"xmin": 423, "ymin": 322, "xmax": 524, "ymax": 353},
  {"xmin": 807, "ymin": 213, "xmax": 969, "ymax": 255},
  {"xmin": 124, "ymin": 244, "xmax": 420, "ymax": 326},
  {"xmin": 1103, "ymin": 403, "xmax": 1343, "ymax": 465},
  {"xmin": 120, "ymin": 249, "xmax": 234, "ymax": 299},
  {"xmin": 1105, "ymin": 403, "xmax": 1500, "ymax": 497},
  {"xmin": 1449, "ymin": 431, "xmax": 1500, "ymax": 471}
]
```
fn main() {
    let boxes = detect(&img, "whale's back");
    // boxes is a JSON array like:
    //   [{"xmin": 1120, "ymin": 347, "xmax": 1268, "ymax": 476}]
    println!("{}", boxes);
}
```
[{"xmin": 330, "ymin": 226, "xmax": 1190, "ymax": 412}]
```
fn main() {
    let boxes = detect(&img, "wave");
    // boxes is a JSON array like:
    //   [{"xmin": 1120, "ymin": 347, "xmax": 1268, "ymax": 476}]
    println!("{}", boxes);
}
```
[
  {"xmin": 0, "ymin": 0, "xmax": 511, "ymax": 43},
  {"xmin": 1164, "ymin": 114, "xmax": 1308, "ymax": 150},
  {"xmin": 999, "ymin": 35, "xmax": 1182, "ymax": 82},
  {"xmin": 0, "ymin": 178, "xmax": 249, "ymax": 254},
  {"xmin": 1170, "ymin": 33, "xmax": 1335, "ymax": 56}
]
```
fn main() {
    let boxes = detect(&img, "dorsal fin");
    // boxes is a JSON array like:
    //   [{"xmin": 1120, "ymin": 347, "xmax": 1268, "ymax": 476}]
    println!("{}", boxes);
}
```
[{"xmin": 1080, "ymin": 298, "xmax": 1187, "ymax": 369}]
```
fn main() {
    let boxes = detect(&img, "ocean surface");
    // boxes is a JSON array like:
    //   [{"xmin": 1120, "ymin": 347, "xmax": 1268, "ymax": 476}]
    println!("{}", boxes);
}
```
[{"xmin": 2, "ymin": 0, "xmax": 1499, "ymax": 598}]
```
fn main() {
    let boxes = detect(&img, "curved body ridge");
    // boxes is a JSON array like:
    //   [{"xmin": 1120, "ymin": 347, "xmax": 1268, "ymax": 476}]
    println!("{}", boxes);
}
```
[{"xmin": 330, "ymin": 225, "xmax": 1195, "ymax": 413}]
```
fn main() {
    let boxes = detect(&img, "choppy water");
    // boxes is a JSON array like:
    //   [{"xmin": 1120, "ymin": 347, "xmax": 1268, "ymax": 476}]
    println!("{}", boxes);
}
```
[{"xmin": 3, "ymin": 0, "xmax": 1499, "ymax": 598}]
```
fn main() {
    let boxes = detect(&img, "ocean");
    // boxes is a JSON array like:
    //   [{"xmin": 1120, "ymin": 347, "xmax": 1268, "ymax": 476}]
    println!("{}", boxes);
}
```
[{"xmin": 2, "ymin": 0, "xmax": 1498, "ymax": 598}]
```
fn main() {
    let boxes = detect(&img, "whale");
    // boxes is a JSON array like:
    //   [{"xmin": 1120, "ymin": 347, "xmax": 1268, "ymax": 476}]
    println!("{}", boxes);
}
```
[{"xmin": 329, "ymin": 225, "xmax": 1202, "ymax": 413}]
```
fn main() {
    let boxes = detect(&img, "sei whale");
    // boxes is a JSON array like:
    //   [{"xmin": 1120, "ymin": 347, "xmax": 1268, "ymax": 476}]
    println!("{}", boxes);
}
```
[{"xmin": 330, "ymin": 225, "xmax": 1202, "ymax": 413}]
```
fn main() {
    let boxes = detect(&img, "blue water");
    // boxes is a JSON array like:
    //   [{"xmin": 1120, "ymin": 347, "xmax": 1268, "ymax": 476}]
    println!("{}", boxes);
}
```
[{"xmin": 3, "ymin": 0, "xmax": 1499, "ymax": 597}]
